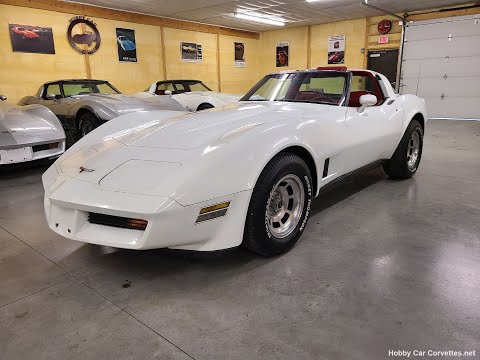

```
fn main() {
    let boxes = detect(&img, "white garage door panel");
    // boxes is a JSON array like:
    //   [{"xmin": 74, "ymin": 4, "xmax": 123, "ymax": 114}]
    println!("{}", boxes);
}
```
[
  {"xmin": 403, "ymin": 36, "xmax": 480, "ymax": 60},
  {"xmin": 417, "ymin": 77, "xmax": 480, "ymax": 98},
  {"xmin": 414, "ymin": 57, "xmax": 480, "ymax": 78},
  {"xmin": 401, "ymin": 15, "xmax": 480, "ymax": 119},
  {"xmin": 425, "ymin": 97, "xmax": 480, "ymax": 119},
  {"xmin": 405, "ymin": 16, "xmax": 480, "ymax": 41}
]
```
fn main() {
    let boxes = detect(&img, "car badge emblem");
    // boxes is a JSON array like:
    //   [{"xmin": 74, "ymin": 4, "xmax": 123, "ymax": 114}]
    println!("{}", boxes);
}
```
[{"xmin": 79, "ymin": 166, "xmax": 94, "ymax": 173}]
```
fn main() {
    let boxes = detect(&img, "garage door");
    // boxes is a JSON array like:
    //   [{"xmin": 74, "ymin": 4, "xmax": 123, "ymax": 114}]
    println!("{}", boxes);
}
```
[{"xmin": 400, "ymin": 15, "xmax": 480, "ymax": 120}]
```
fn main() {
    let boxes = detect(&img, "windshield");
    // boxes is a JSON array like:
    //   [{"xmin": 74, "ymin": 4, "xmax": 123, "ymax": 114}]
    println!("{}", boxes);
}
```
[
  {"xmin": 62, "ymin": 82, "xmax": 121, "ymax": 97},
  {"xmin": 185, "ymin": 81, "xmax": 211, "ymax": 92},
  {"xmin": 241, "ymin": 72, "xmax": 348, "ymax": 106}
]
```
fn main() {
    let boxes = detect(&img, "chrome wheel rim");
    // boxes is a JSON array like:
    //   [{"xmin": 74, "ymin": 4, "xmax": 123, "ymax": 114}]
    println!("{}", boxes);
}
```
[
  {"xmin": 266, "ymin": 174, "xmax": 305, "ymax": 239},
  {"xmin": 82, "ymin": 122, "xmax": 93, "ymax": 137},
  {"xmin": 407, "ymin": 131, "xmax": 420, "ymax": 170}
]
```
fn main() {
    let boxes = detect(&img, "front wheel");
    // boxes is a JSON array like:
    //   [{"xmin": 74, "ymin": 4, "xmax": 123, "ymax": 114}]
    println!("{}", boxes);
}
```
[
  {"xmin": 78, "ymin": 112, "xmax": 101, "ymax": 138},
  {"xmin": 243, "ymin": 153, "xmax": 313, "ymax": 256},
  {"xmin": 383, "ymin": 119, "xmax": 424, "ymax": 179}
]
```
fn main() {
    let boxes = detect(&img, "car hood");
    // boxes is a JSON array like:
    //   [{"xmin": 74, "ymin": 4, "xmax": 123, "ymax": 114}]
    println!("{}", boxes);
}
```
[
  {"xmin": 111, "ymin": 101, "xmax": 282, "ymax": 149},
  {"xmin": 75, "ymin": 93, "xmax": 186, "ymax": 113},
  {"xmin": 0, "ymin": 103, "xmax": 62, "ymax": 147}
]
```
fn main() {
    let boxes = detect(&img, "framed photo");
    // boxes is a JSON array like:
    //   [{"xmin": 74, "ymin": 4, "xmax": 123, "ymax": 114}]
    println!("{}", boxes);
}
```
[
  {"xmin": 276, "ymin": 41, "xmax": 289, "ymax": 67},
  {"xmin": 328, "ymin": 35, "xmax": 346, "ymax": 64},
  {"xmin": 9, "ymin": 23, "xmax": 55, "ymax": 54},
  {"xmin": 181, "ymin": 42, "xmax": 202, "ymax": 62},
  {"xmin": 234, "ymin": 42, "xmax": 245, "ymax": 67},
  {"xmin": 116, "ymin": 28, "xmax": 137, "ymax": 62}
]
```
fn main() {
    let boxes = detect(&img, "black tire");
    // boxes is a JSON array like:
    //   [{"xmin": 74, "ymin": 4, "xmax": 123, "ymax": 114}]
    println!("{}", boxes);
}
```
[
  {"xmin": 197, "ymin": 103, "xmax": 214, "ymax": 111},
  {"xmin": 78, "ymin": 112, "xmax": 101, "ymax": 138},
  {"xmin": 243, "ymin": 153, "xmax": 313, "ymax": 257},
  {"xmin": 383, "ymin": 119, "xmax": 424, "ymax": 179}
]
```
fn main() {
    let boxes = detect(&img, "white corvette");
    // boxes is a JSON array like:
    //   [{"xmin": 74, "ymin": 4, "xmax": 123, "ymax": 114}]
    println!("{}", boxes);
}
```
[
  {"xmin": 42, "ymin": 67, "xmax": 427, "ymax": 256},
  {"xmin": 137, "ymin": 79, "xmax": 240, "ymax": 111}
]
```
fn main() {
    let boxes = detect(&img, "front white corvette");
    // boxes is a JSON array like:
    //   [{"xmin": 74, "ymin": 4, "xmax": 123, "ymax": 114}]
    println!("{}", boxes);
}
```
[{"xmin": 43, "ymin": 163, "xmax": 252, "ymax": 250}]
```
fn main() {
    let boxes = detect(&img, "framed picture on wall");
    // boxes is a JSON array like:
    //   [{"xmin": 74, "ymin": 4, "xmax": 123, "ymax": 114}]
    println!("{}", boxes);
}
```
[
  {"xmin": 116, "ymin": 27, "xmax": 137, "ymax": 62},
  {"xmin": 181, "ymin": 42, "xmax": 202, "ymax": 62},
  {"xmin": 234, "ymin": 42, "xmax": 245, "ymax": 67},
  {"xmin": 328, "ymin": 35, "xmax": 345, "ymax": 64},
  {"xmin": 276, "ymin": 41, "xmax": 289, "ymax": 67},
  {"xmin": 9, "ymin": 23, "xmax": 55, "ymax": 54}
]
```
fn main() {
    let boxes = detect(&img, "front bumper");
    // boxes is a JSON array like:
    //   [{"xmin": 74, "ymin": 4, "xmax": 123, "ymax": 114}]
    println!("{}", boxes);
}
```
[
  {"xmin": 44, "ymin": 173, "xmax": 251, "ymax": 251},
  {"xmin": 0, "ymin": 139, "xmax": 65, "ymax": 165}
]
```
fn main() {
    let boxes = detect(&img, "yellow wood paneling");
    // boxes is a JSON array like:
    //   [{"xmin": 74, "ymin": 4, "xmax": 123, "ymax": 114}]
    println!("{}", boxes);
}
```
[
  {"xmin": 310, "ymin": 18, "xmax": 367, "ymax": 69},
  {"xmin": 0, "ymin": 0, "xmax": 259, "ymax": 39},
  {"xmin": 88, "ymin": 19, "xmax": 164, "ymax": 94},
  {"xmin": 219, "ymin": 35, "xmax": 261, "ymax": 95},
  {"xmin": 259, "ymin": 27, "xmax": 309, "ymax": 74},
  {"xmin": 163, "ymin": 28, "xmax": 219, "ymax": 91},
  {"xmin": 0, "ymin": 4, "xmax": 85, "ymax": 103}
]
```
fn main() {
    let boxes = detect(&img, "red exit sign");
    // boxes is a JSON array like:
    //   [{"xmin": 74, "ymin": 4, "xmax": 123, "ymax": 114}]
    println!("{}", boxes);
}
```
[{"xmin": 378, "ymin": 35, "xmax": 389, "ymax": 44}]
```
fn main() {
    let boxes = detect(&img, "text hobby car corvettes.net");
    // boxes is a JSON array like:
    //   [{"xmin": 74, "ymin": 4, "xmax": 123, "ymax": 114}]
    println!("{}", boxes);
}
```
[
  {"xmin": 42, "ymin": 67, "xmax": 427, "ymax": 256},
  {"xmin": 1, "ymin": 95, "xmax": 65, "ymax": 165},
  {"xmin": 18, "ymin": 79, "xmax": 186, "ymax": 138}
]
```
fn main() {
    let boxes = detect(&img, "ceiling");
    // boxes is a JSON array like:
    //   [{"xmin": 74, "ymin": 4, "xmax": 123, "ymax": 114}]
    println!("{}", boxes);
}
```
[{"xmin": 63, "ymin": 0, "xmax": 475, "ymax": 31}]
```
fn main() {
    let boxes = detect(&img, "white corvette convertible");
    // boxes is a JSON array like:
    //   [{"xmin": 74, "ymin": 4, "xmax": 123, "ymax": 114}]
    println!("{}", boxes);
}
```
[
  {"xmin": 137, "ymin": 79, "xmax": 240, "ymax": 111},
  {"xmin": 42, "ymin": 67, "xmax": 427, "ymax": 256}
]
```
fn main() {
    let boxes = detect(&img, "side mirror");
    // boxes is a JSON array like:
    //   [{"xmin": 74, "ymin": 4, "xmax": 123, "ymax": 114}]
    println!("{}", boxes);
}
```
[
  {"xmin": 164, "ymin": 90, "xmax": 172, "ymax": 96},
  {"xmin": 0, "ymin": 95, "xmax": 7, "ymax": 101},
  {"xmin": 358, "ymin": 94, "xmax": 377, "ymax": 112},
  {"xmin": 45, "ymin": 93, "xmax": 58, "ymax": 101}
]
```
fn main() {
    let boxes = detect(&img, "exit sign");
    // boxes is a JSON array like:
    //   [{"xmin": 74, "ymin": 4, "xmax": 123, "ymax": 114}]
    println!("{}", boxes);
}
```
[{"xmin": 378, "ymin": 35, "xmax": 389, "ymax": 44}]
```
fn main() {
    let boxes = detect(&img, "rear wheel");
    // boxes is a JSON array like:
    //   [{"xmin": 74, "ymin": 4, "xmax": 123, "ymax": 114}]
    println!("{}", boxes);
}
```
[
  {"xmin": 383, "ymin": 119, "xmax": 424, "ymax": 179},
  {"xmin": 243, "ymin": 153, "xmax": 313, "ymax": 256},
  {"xmin": 197, "ymin": 103, "xmax": 214, "ymax": 111},
  {"xmin": 78, "ymin": 112, "xmax": 101, "ymax": 138}
]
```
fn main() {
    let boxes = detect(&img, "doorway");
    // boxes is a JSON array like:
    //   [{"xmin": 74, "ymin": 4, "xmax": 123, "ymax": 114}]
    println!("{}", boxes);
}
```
[{"xmin": 367, "ymin": 49, "xmax": 399, "ymax": 88}]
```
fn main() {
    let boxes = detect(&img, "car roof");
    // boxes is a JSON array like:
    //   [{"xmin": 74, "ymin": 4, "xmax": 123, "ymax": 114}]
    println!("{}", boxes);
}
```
[
  {"xmin": 157, "ymin": 79, "xmax": 203, "ymax": 83},
  {"xmin": 44, "ymin": 79, "xmax": 110, "ymax": 85}
]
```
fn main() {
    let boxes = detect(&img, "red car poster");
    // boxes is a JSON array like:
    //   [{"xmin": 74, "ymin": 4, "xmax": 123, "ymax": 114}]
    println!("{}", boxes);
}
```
[
  {"xmin": 9, "ymin": 24, "xmax": 55, "ymax": 54},
  {"xmin": 276, "ymin": 41, "xmax": 289, "ymax": 67},
  {"xmin": 328, "ymin": 35, "xmax": 345, "ymax": 64}
]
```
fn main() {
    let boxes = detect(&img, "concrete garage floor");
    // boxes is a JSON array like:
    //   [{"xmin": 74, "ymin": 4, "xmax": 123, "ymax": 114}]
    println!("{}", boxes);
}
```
[{"xmin": 0, "ymin": 120, "xmax": 479, "ymax": 360}]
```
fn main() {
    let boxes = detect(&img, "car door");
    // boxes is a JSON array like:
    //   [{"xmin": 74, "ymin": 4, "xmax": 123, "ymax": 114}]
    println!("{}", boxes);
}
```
[
  {"xmin": 42, "ymin": 83, "xmax": 68, "ymax": 121},
  {"xmin": 342, "ymin": 73, "xmax": 403, "ymax": 173}
]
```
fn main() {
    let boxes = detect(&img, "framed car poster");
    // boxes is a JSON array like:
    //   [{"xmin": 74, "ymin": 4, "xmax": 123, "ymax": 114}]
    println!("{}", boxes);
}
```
[
  {"xmin": 276, "ymin": 41, "xmax": 289, "ymax": 67},
  {"xmin": 9, "ymin": 23, "xmax": 55, "ymax": 54},
  {"xmin": 328, "ymin": 35, "xmax": 345, "ymax": 64},
  {"xmin": 181, "ymin": 42, "xmax": 202, "ymax": 62},
  {"xmin": 116, "ymin": 28, "xmax": 137, "ymax": 62},
  {"xmin": 234, "ymin": 42, "xmax": 245, "ymax": 67}
]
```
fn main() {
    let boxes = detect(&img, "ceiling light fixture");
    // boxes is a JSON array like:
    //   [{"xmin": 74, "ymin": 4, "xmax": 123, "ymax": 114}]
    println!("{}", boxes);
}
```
[{"xmin": 234, "ymin": 12, "xmax": 285, "ymax": 26}]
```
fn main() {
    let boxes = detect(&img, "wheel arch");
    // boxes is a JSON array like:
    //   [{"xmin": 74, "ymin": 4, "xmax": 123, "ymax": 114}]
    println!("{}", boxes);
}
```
[
  {"xmin": 75, "ymin": 107, "xmax": 97, "ymax": 131},
  {"xmin": 411, "ymin": 112, "xmax": 425, "ymax": 132},
  {"xmin": 278, "ymin": 146, "xmax": 318, "ymax": 197},
  {"xmin": 196, "ymin": 102, "xmax": 215, "ymax": 111}
]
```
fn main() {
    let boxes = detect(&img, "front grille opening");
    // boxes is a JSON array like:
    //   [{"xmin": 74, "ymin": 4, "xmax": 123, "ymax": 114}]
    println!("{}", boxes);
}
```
[
  {"xmin": 88, "ymin": 213, "xmax": 148, "ymax": 231},
  {"xmin": 33, "ymin": 142, "xmax": 59, "ymax": 152}
]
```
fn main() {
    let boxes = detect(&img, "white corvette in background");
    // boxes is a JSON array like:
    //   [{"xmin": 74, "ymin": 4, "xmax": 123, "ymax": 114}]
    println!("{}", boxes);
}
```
[
  {"xmin": 43, "ymin": 67, "xmax": 427, "ymax": 256},
  {"xmin": 135, "ymin": 79, "xmax": 240, "ymax": 111},
  {"xmin": 1, "ymin": 95, "xmax": 65, "ymax": 165}
]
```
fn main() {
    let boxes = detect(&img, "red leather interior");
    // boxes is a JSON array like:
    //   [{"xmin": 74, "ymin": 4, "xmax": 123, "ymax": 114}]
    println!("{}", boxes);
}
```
[
  {"xmin": 155, "ymin": 89, "xmax": 166, "ymax": 95},
  {"xmin": 348, "ymin": 90, "xmax": 374, "ymax": 107}
]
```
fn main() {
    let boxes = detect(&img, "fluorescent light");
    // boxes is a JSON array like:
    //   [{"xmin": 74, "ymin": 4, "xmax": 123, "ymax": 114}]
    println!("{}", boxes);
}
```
[{"xmin": 234, "ymin": 12, "xmax": 285, "ymax": 26}]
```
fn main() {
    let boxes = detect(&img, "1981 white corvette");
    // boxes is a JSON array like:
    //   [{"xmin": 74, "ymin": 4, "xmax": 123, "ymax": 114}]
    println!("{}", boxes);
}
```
[{"xmin": 42, "ymin": 67, "xmax": 427, "ymax": 256}]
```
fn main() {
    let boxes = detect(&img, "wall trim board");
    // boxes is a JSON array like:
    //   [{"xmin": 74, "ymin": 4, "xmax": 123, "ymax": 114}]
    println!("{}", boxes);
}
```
[
  {"xmin": 0, "ymin": 0, "xmax": 260, "ymax": 39},
  {"xmin": 406, "ymin": 4, "xmax": 480, "ymax": 21}
]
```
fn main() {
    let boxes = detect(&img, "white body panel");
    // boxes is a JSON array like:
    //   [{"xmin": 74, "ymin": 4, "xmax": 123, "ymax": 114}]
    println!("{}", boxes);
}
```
[
  {"xmin": 136, "ymin": 83, "xmax": 240, "ymax": 111},
  {"xmin": 401, "ymin": 14, "xmax": 480, "ymax": 120},
  {"xmin": 43, "ymin": 70, "xmax": 427, "ymax": 251},
  {"xmin": 0, "ymin": 101, "xmax": 65, "ymax": 165}
]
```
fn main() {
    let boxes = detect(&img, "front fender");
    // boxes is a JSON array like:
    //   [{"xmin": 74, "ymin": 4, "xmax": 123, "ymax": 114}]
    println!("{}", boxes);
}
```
[
  {"xmin": 70, "ymin": 101, "xmax": 118, "ymax": 122},
  {"xmin": 401, "ymin": 95, "xmax": 428, "ymax": 134}
]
